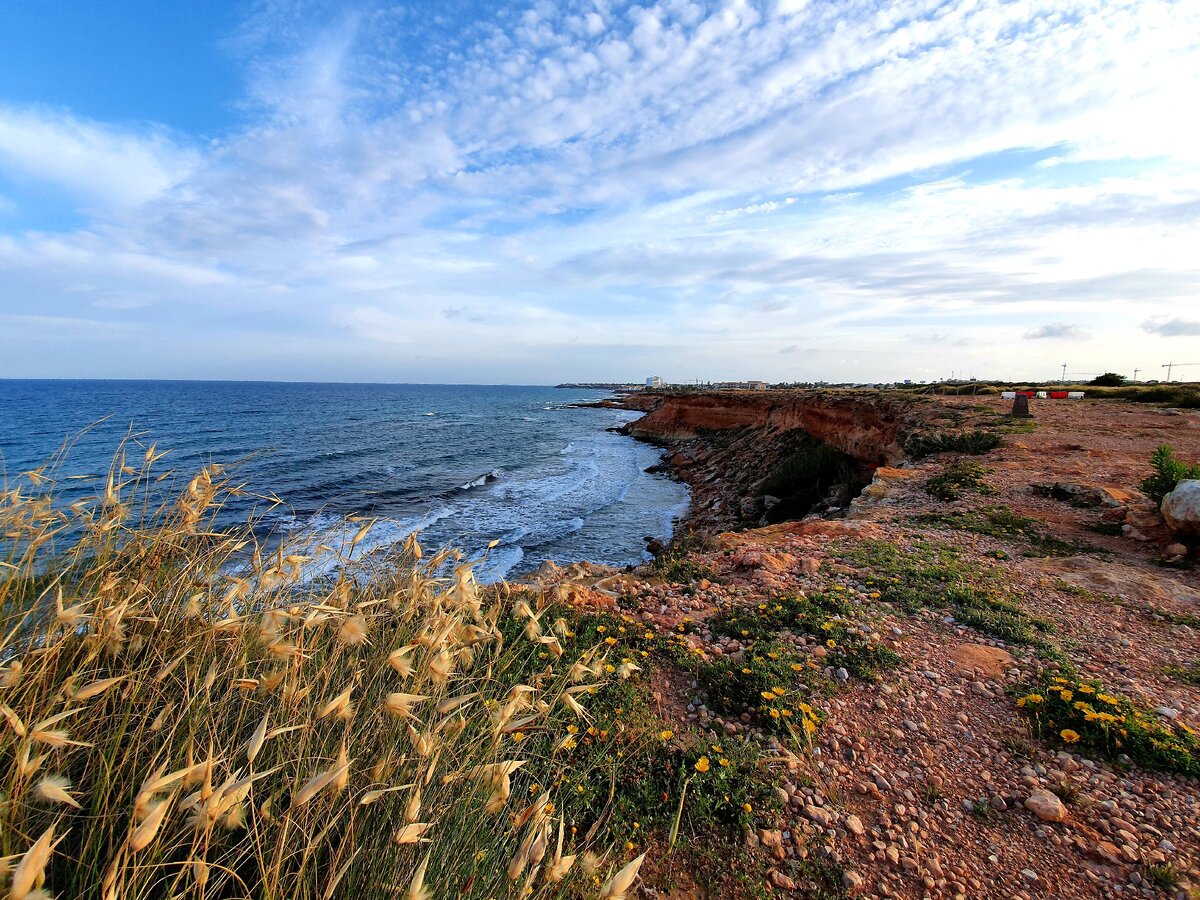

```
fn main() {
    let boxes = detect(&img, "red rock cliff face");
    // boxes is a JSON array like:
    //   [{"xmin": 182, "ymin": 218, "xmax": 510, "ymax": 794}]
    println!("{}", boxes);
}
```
[{"xmin": 624, "ymin": 391, "xmax": 911, "ymax": 466}]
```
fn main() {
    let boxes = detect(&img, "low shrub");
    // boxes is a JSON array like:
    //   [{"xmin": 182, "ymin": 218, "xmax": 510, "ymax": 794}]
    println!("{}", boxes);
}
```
[
  {"xmin": 1141, "ymin": 444, "xmax": 1200, "ymax": 504},
  {"xmin": 1016, "ymin": 676, "xmax": 1200, "ymax": 777},
  {"xmin": 905, "ymin": 429, "xmax": 1002, "ymax": 459},
  {"xmin": 926, "ymin": 461, "xmax": 994, "ymax": 501}
]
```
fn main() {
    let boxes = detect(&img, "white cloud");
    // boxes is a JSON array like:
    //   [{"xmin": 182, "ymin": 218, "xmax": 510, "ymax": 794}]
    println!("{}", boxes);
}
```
[
  {"xmin": 0, "ymin": 106, "xmax": 198, "ymax": 208},
  {"xmin": 1, "ymin": 0, "xmax": 1199, "ymax": 381}
]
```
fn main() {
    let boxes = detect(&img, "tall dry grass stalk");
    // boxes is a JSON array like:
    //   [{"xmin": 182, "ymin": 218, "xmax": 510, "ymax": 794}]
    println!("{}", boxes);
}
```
[{"xmin": 0, "ymin": 439, "xmax": 642, "ymax": 898}]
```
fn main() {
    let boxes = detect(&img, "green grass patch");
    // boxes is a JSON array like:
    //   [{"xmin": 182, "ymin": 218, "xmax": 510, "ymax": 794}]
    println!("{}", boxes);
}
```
[
  {"xmin": 1164, "ymin": 663, "xmax": 1200, "ymax": 686},
  {"xmin": 912, "ymin": 505, "xmax": 1100, "ymax": 557},
  {"xmin": 655, "ymin": 531, "xmax": 719, "ymax": 584},
  {"xmin": 904, "ymin": 429, "xmax": 1002, "ymax": 459},
  {"xmin": 926, "ymin": 461, "xmax": 994, "ymax": 501},
  {"xmin": 840, "ymin": 538, "xmax": 1067, "ymax": 663}
]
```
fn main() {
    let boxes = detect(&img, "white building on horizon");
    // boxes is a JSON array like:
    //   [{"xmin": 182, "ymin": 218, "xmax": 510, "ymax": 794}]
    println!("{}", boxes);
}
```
[{"xmin": 646, "ymin": 375, "xmax": 664, "ymax": 388}]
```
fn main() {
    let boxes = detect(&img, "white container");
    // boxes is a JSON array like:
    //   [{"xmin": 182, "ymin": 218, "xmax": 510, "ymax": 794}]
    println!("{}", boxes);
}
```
[
  {"xmin": 1067, "ymin": 391, "xmax": 1084, "ymax": 399},
  {"xmin": 1001, "ymin": 391, "xmax": 1017, "ymax": 399},
  {"xmin": 1036, "ymin": 391, "xmax": 1048, "ymax": 399}
]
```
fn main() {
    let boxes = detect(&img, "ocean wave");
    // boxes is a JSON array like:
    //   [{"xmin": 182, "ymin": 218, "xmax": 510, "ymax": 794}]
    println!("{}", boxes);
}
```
[{"xmin": 459, "ymin": 469, "xmax": 503, "ymax": 490}]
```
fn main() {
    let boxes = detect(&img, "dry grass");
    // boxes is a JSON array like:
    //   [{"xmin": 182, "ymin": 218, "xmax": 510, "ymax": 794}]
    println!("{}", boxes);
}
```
[{"xmin": 0, "ymin": 439, "xmax": 652, "ymax": 899}]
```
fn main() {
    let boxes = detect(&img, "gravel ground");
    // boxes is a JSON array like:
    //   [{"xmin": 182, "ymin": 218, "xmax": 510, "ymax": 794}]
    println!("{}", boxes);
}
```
[{"xmin": 536, "ymin": 396, "xmax": 1200, "ymax": 898}]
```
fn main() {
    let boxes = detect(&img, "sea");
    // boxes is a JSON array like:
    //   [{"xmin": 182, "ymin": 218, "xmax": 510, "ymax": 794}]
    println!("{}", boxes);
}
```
[{"xmin": 0, "ymin": 381, "xmax": 688, "ymax": 581}]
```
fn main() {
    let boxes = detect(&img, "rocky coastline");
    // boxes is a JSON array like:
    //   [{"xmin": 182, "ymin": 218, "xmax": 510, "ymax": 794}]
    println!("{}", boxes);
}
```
[{"xmin": 534, "ymin": 389, "xmax": 1200, "ymax": 898}]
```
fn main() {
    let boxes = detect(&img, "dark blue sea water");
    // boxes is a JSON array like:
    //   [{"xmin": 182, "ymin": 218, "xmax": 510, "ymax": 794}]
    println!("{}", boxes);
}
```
[{"xmin": 0, "ymin": 381, "xmax": 688, "ymax": 580}]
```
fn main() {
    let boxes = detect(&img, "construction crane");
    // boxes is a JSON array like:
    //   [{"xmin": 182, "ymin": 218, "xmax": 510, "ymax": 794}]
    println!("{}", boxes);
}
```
[{"xmin": 1163, "ymin": 362, "xmax": 1200, "ymax": 382}]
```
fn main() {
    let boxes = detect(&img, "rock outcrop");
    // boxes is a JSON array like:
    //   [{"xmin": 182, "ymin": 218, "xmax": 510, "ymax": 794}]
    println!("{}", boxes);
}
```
[
  {"xmin": 616, "ymin": 390, "xmax": 921, "ymax": 531},
  {"xmin": 622, "ymin": 390, "xmax": 913, "ymax": 466}
]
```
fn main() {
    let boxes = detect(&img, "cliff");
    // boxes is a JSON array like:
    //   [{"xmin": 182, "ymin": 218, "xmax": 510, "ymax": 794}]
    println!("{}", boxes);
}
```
[
  {"xmin": 617, "ymin": 390, "xmax": 924, "ymax": 531},
  {"xmin": 622, "ymin": 390, "xmax": 915, "ymax": 467}
]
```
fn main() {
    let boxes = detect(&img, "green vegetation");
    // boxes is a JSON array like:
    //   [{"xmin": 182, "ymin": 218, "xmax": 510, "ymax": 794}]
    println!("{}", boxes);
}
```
[
  {"xmin": 1164, "ymin": 662, "xmax": 1200, "ymax": 686},
  {"xmin": 1089, "ymin": 373, "xmax": 1127, "ymax": 387},
  {"xmin": 904, "ymin": 429, "xmax": 1002, "ymax": 459},
  {"xmin": 1141, "ymin": 444, "xmax": 1200, "ymax": 504},
  {"xmin": 925, "ymin": 461, "xmax": 994, "ymax": 501},
  {"xmin": 0, "ymin": 446, "xmax": 769, "ymax": 899},
  {"xmin": 696, "ymin": 591, "xmax": 900, "ymax": 734},
  {"xmin": 891, "ymin": 380, "xmax": 1200, "ymax": 408},
  {"xmin": 840, "ymin": 539, "xmax": 1066, "ymax": 663},
  {"xmin": 655, "ymin": 531, "xmax": 718, "ymax": 585},
  {"xmin": 1016, "ymin": 676, "xmax": 1200, "ymax": 777},
  {"xmin": 1143, "ymin": 863, "xmax": 1181, "ymax": 892},
  {"xmin": 912, "ymin": 505, "xmax": 1099, "ymax": 557}
]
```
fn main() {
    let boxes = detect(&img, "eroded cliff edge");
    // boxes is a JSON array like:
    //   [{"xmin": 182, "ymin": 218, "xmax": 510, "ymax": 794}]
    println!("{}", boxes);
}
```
[{"xmin": 614, "ymin": 389, "xmax": 926, "ymax": 531}]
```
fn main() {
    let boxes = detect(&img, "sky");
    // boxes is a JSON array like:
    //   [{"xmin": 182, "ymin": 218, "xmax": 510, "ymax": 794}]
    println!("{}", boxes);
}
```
[{"xmin": 1, "ymin": 0, "xmax": 1198, "ymax": 385}]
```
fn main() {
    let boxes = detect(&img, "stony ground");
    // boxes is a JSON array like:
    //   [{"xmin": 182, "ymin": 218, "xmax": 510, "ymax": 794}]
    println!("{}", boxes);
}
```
[{"xmin": 533, "ymin": 396, "xmax": 1200, "ymax": 899}]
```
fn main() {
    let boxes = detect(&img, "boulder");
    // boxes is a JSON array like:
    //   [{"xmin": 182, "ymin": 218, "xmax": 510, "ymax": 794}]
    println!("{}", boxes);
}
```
[
  {"xmin": 1025, "ymin": 788, "xmax": 1068, "ymax": 823},
  {"xmin": 949, "ymin": 643, "xmax": 1015, "ymax": 677},
  {"xmin": 1162, "ymin": 480, "xmax": 1200, "ymax": 537}
]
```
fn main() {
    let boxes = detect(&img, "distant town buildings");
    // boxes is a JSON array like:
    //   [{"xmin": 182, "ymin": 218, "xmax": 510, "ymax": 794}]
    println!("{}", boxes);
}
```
[
  {"xmin": 645, "ymin": 375, "xmax": 665, "ymax": 388},
  {"xmin": 713, "ymin": 380, "xmax": 768, "ymax": 391}
]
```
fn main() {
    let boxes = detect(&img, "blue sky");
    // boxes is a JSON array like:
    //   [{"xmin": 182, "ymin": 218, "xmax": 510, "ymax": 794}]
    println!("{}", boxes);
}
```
[{"xmin": 1, "ymin": 0, "xmax": 1198, "ymax": 383}]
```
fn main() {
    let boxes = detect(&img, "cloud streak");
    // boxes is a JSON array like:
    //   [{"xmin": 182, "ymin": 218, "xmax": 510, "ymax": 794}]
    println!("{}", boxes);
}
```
[{"xmin": 1, "ymin": 0, "xmax": 1199, "ymax": 382}]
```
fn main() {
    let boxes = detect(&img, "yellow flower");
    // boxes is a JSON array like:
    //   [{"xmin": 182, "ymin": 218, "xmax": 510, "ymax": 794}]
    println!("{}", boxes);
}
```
[
  {"xmin": 791, "ymin": 663, "xmax": 804, "ymax": 672},
  {"xmin": 596, "ymin": 626, "xmax": 606, "ymax": 633},
  {"xmin": 604, "ymin": 637, "xmax": 617, "ymax": 645},
  {"xmin": 1025, "ymin": 694, "xmax": 1043, "ymax": 704},
  {"xmin": 742, "ymin": 803, "xmax": 753, "ymax": 813},
  {"xmin": 1060, "ymin": 729, "xmax": 1080, "ymax": 744},
  {"xmin": 695, "ymin": 756, "xmax": 711, "ymax": 773},
  {"xmin": 1058, "ymin": 690, "xmax": 1073, "ymax": 702},
  {"xmin": 771, "ymin": 686, "xmax": 786, "ymax": 696},
  {"xmin": 769, "ymin": 709, "xmax": 780, "ymax": 719},
  {"xmin": 659, "ymin": 730, "xmax": 673, "ymax": 740},
  {"xmin": 826, "ymin": 639, "xmax": 836, "ymax": 648},
  {"xmin": 719, "ymin": 758, "xmax": 730, "ymax": 767},
  {"xmin": 760, "ymin": 691, "xmax": 776, "ymax": 701},
  {"xmin": 1077, "ymin": 684, "xmax": 1094, "ymax": 694},
  {"xmin": 1097, "ymin": 694, "xmax": 1119, "ymax": 705}
]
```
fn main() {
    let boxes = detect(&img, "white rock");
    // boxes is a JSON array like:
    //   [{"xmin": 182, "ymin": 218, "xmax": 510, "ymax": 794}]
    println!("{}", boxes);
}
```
[
  {"xmin": 1024, "ymin": 788, "xmax": 1068, "ymax": 823},
  {"xmin": 1162, "ymin": 480, "xmax": 1200, "ymax": 537}
]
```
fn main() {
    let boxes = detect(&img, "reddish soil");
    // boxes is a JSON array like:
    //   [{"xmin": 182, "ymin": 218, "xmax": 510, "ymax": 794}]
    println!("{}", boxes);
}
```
[{"xmin": 540, "ymin": 393, "xmax": 1200, "ymax": 899}]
